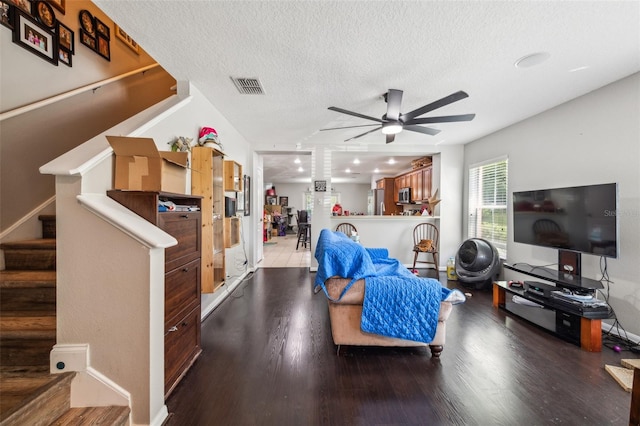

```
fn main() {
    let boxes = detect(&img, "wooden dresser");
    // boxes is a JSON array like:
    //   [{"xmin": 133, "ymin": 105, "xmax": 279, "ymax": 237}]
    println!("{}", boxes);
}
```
[{"xmin": 107, "ymin": 190, "xmax": 202, "ymax": 398}]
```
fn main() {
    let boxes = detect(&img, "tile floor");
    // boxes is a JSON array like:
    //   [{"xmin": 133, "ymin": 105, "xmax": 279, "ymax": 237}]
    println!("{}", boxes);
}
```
[{"xmin": 260, "ymin": 233, "xmax": 312, "ymax": 268}]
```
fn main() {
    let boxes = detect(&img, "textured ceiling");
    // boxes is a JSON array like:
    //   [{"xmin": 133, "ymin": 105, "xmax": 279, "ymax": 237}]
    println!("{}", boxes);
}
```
[{"xmin": 94, "ymin": 1, "xmax": 640, "ymax": 183}]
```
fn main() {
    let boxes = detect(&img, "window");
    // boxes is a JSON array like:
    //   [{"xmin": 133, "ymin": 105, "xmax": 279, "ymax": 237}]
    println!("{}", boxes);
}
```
[{"xmin": 468, "ymin": 158, "xmax": 508, "ymax": 257}]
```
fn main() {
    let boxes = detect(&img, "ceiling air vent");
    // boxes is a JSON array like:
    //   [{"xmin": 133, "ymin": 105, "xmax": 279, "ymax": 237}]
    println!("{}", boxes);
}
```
[{"xmin": 231, "ymin": 77, "xmax": 265, "ymax": 95}]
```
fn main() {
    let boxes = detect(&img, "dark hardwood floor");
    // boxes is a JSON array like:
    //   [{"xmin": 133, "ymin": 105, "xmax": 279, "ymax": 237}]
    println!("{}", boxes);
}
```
[{"xmin": 165, "ymin": 268, "xmax": 635, "ymax": 426}]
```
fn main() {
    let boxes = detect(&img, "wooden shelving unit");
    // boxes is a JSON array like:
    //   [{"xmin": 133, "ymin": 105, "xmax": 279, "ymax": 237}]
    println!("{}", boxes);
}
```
[{"xmin": 191, "ymin": 146, "xmax": 226, "ymax": 293}]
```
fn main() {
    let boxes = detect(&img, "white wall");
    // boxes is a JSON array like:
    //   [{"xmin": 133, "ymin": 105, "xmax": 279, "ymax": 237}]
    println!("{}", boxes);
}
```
[
  {"xmin": 40, "ymin": 84, "xmax": 253, "ymax": 424},
  {"xmin": 464, "ymin": 73, "xmax": 640, "ymax": 337}
]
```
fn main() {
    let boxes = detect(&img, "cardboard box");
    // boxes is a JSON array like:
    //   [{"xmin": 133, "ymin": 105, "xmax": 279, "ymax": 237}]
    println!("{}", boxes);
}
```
[{"xmin": 107, "ymin": 136, "xmax": 188, "ymax": 193}]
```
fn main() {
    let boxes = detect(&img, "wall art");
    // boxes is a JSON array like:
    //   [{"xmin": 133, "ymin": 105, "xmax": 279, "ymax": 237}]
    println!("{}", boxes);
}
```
[
  {"xmin": 12, "ymin": 9, "xmax": 57, "ymax": 65},
  {"xmin": 33, "ymin": 1, "xmax": 55, "ymax": 29},
  {"xmin": 114, "ymin": 23, "xmax": 139, "ymax": 54},
  {"xmin": 95, "ymin": 17, "xmax": 109, "ymax": 39},
  {"xmin": 6, "ymin": 0, "xmax": 29, "ymax": 14},
  {"xmin": 97, "ymin": 33, "xmax": 110, "ymax": 61},
  {"xmin": 56, "ymin": 20, "xmax": 73, "ymax": 52},
  {"xmin": 79, "ymin": 29, "xmax": 95, "ymax": 50},
  {"xmin": 58, "ymin": 48, "xmax": 71, "ymax": 66},
  {"xmin": 78, "ymin": 9, "xmax": 94, "ymax": 37},
  {"xmin": 48, "ymin": 0, "xmax": 65, "ymax": 14},
  {"xmin": 0, "ymin": 1, "xmax": 12, "ymax": 29}
]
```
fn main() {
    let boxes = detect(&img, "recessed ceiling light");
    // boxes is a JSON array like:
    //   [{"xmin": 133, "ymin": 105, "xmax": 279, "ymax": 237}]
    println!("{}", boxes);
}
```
[
  {"xmin": 514, "ymin": 52, "xmax": 551, "ymax": 68},
  {"xmin": 374, "ymin": 168, "xmax": 380, "ymax": 173},
  {"xmin": 294, "ymin": 158, "xmax": 301, "ymax": 164},
  {"xmin": 353, "ymin": 158, "xmax": 360, "ymax": 165},
  {"xmin": 345, "ymin": 168, "xmax": 351, "ymax": 173},
  {"xmin": 388, "ymin": 158, "xmax": 396, "ymax": 165},
  {"xmin": 298, "ymin": 166, "xmax": 304, "ymax": 172}
]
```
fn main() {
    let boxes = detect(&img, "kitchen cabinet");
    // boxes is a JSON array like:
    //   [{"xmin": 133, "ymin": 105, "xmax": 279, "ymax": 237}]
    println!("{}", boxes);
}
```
[
  {"xmin": 224, "ymin": 160, "xmax": 243, "ymax": 192},
  {"xmin": 106, "ymin": 190, "xmax": 202, "ymax": 399},
  {"xmin": 191, "ymin": 146, "xmax": 225, "ymax": 293},
  {"xmin": 422, "ymin": 166, "xmax": 432, "ymax": 200},
  {"xmin": 411, "ymin": 170, "xmax": 423, "ymax": 202}
]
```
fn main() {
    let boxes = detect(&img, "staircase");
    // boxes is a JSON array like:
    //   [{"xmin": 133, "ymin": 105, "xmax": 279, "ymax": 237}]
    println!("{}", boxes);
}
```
[{"xmin": 0, "ymin": 215, "xmax": 130, "ymax": 425}]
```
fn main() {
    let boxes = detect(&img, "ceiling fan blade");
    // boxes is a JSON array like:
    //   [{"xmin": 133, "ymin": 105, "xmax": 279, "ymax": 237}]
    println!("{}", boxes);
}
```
[
  {"xmin": 406, "ymin": 113, "xmax": 476, "ymax": 125},
  {"xmin": 400, "ymin": 91, "xmax": 469, "ymax": 122},
  {"xmin": 328, "ymin": 107, "xmax": 385, "ymax": 123},
  {"xmin": 320, "ymin": 124, "xmax": 380, "ymax": 131},
  {"xmin": 344, "ymin": 127, "xmax": 382, "ymax": 142},
  {"xmin": 403, "ymin": 125, "xmax": 441, "ymax": 136},
  {"xmin": 385, "ymin": 89, "xmax": 403, "ymax": 121},
  {"xmin": 386, "ymin": 134, "xmax": 396, "ymax": 144}
]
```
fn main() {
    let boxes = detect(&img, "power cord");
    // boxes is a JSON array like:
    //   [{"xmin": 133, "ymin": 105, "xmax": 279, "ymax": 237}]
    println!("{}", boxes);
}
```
[{"xmin": 597, "ymin": 256, "xmax": 639, "ymax": 353}]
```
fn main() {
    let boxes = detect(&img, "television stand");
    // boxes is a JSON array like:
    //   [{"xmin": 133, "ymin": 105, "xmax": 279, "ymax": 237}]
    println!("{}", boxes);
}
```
[{"xmin": 495, "ymin": 264, "xmax": 608, "ymax": 351}]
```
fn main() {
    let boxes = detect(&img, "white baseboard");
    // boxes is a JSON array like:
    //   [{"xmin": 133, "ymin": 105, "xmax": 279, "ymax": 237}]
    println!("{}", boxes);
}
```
[
  {"xmin": 50, "ymin": 344, "xmax": 130, "ymax": 408},
  {"xmin": 201, "ymin": 268, "xmax": 254, "ymax": 319}
]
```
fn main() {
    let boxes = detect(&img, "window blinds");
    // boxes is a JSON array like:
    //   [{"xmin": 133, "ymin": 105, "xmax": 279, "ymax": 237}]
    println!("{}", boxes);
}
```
[{"xmin": 468, "ymin": 159, "xmax": 508, "ymax": 257}]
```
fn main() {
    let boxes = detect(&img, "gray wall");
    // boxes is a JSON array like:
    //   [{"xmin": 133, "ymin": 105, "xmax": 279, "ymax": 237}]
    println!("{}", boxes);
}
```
[{"xmin": 464, "ymin": 73, "xmax": 640, "ymax": 337}]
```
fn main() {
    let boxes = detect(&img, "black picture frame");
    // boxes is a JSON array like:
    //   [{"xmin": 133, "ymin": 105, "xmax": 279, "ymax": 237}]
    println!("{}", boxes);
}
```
[
  {"xmin": 96, "ymin": 33, "xmax": 110, "ymax": 61},
  {"xmin": 6, "ymin": 0, "xmax": 29, "ymax": 14},
  {"xmin": 95, "ymin": 17, "xmax": 109, "ymax": 39},
  {"xmin": 79, "ymin": 29, "xmax": 95, "ymax": 50},
  {"xmin": 314, "ymin": 180, "xmax": 327, "ymax": 192},
  {"xmin": 0, "ymin": 1, "xmax": 13, "ymax": 29},
  {"xmin": 78, "ymin": 9, "xmax": 94, "ymax": 36},
  {"xmin": 243, "ymin": 175, "xmax": 251, "ymax": 216},
  {"xmin": 32, "ymin": 1, "xmax": 55, "ymax": 29},
  {"xmin": 12, "ymin": 9, "xmax": 58, "ymax": 65},
  {"xmin": 279, "ymin": 196, "xmax": 288, "ymax": 207},
  {"xmin": 58, "ymin": 47, "xmax": 71, "ymax": 66},
  {"xmin": 48, "ymin": 0, "xmax": 65, "ymax": 15},
  {"xmin": 56, "ymin": 20, "xmax": 73, "ymax": 52}
]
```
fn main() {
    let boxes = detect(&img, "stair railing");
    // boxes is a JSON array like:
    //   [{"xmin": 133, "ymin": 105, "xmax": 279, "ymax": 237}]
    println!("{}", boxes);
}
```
[{"xmin": 0, "ymin": 63, "xmax": 161, "ymax": 121}]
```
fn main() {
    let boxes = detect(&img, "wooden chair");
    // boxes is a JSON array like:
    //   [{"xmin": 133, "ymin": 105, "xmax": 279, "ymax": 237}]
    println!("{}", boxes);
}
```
[
  {"xmin": 411, "ymin": 223, "xmax": 439, "ymax": 271},
  {"xmin": 335, "ymin": 223, "xmax": 357, "ymax": 237}
]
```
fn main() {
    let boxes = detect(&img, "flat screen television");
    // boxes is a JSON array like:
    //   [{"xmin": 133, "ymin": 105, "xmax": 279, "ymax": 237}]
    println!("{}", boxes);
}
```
[{"xmin": 513, "ymin": 183, "xmax": 618, "ymax": 259}]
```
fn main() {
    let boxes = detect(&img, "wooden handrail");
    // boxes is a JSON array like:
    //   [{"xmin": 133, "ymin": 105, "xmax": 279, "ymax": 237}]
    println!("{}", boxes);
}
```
[{"xmin": 0, "ymin": 63, "xmax": 161, "ymax": 121}]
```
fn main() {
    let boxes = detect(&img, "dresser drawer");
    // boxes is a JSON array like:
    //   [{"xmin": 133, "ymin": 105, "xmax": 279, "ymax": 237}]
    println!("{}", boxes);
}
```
[
  {"xmin": 159, "ymin": 212, "xmax": 201, "ymax": 272},
  {"xmin": 165, "ymin": 306, "xmax": 202, "ymax": 397},
  {"xmin": 165, "ymin": 258, "xmax": 201, "ymax": 326}
]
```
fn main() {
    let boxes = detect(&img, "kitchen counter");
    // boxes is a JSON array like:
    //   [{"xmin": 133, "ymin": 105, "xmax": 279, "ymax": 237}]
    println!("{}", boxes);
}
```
[
  {"xmin": 328, "ymin": 215, "xmax": 440, "ymax": 266},
  {"xmin": 330, "ymin": 215, "xmax": 439, "ymax": 220}
]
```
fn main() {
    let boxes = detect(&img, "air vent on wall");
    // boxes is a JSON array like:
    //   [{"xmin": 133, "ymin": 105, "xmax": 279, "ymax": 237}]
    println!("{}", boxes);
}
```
[{"xmin": 230, "ymin": 77, "xmax": 265, "ymax": 95}]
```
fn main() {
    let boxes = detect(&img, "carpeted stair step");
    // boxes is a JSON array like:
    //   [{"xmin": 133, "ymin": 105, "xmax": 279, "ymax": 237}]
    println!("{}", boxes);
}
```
[
  {"xmin": 38, "ymin": 215, "xmax": 56, "ymax": 239},
  {"xmin": 1, "ymin": 240, "xmax": 56, "ymax": 270},
  {"xmin": 0, "ymin": 270, "xmax": 56, "ymax": 313},
  {"xmin": 0, "ymin": 371, "xmax": 74, "ymax": 425}
]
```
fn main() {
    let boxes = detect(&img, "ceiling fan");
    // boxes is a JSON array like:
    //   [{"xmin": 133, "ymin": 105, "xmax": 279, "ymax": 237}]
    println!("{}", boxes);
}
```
[{"xmin": 322, "ymin": 89, "xmax": 475, "ymax": 143}]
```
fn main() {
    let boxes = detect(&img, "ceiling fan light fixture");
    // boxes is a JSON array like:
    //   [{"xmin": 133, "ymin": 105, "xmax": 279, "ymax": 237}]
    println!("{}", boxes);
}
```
[{"xmin": 381, "ymin": 122, "xmax": 403, "ymax": 135}]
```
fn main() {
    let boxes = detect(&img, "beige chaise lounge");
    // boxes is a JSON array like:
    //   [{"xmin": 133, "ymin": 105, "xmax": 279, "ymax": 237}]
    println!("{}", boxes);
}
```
[{"xmin": 324, "ymin": 276, "xmax": 453, "ymax": 357}]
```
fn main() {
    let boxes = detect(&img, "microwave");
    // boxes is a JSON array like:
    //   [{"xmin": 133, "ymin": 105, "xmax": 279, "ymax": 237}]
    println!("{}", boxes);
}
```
[{"xmin": 399, "ymin": 187, "xmax": 411, "ymax": 203}]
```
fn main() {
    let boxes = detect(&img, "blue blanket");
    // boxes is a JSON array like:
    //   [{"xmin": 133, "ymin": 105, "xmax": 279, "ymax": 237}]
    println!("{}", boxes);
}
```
[{"xmin": 314, "ymin": 229, "xmax": 455, "ymax": 343}]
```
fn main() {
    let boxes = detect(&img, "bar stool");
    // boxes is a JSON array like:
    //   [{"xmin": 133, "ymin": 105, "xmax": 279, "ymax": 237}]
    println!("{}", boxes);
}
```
[{"xmin": 296, "ymin": 210, "xmax": 310, "ymax": 250}]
